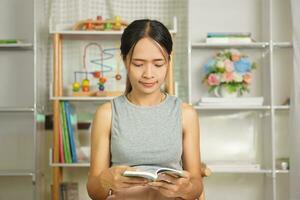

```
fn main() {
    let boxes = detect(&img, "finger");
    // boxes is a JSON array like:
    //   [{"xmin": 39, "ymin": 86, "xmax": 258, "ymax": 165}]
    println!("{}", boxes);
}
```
[
  {"xmin": 116, "ymin": 182, "xmax": 146, "ymax": 190},
  {"xmin": 148, "ymin": 181, "xmax": 176, "ymax": 191},
  {"xmin": 116, "ymin": 165, "xmax": 132, "ymax": 173},
  {"xmin": 156, "ymin": 187, "xmax": 176, "ymax": 198},
  {"xmin": 121, "ymin": 176, "xmax": 148, "ymax": 184},
  {"xmin": 126, "ymin": 166, "xmax": 139, "ymax": 171},
  {"xmin": 180, "ymin": 170, "xmax": 190, "ymax": 179},
  {"xmin": 157, "ymin": 174, "xmax": 178, "ymax": 184}
]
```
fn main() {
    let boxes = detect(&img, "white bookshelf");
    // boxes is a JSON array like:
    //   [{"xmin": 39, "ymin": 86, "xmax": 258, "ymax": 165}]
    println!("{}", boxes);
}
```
[
  {"xmin": 0, "ymin": 0, "xmax": 37, "ymax": 199},
  {"xmin": 188, "ymin": 0, "xmax": 292, "ymax": 200}
]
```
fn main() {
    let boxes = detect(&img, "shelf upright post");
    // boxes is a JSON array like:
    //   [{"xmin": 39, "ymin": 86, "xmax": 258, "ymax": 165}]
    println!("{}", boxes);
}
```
[{"xmin": 52, "ymin": 33, "xmax": 63, "ymax": 200}]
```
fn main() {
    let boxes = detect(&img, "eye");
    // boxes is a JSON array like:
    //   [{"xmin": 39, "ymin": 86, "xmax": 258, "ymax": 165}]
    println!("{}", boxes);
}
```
[
  {"xmin": 154, "ymin": 62, "xmax": 165, "ymax": 67},
  {"xmin": 133, "ymin": 63, "xmax": 143, "ymax": 67}
]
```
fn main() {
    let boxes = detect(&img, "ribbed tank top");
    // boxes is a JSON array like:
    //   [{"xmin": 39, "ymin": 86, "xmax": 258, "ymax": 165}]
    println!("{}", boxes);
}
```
[{"xmin": 110, "ymin": 93, "xmax": 183, "ymax": 170}]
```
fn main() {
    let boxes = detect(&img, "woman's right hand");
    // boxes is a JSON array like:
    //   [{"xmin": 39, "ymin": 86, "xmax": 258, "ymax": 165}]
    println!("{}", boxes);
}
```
[{"xmin": 103, "ymin": 165, "xmax": 148, "ymax": 191}]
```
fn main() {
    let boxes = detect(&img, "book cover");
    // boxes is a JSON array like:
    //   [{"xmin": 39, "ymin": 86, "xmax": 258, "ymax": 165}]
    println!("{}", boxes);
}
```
[
  {"xmin": 207, "ymin": 32, "xmax": 251, "ymax": 37},
  {"xmin": 58, "ymin": 109, "xmax": 65, "ymax": 163},
  {"xmin": 123, "ymin": 165, "xmax": 184, "ymax": 182},
  {"xmin": 64, "ymin": 101, "xmax": 78, "ymax": 163},
  {"xmin": 60, "ymin": 102, "xmax": 72, "ymax": 163}
]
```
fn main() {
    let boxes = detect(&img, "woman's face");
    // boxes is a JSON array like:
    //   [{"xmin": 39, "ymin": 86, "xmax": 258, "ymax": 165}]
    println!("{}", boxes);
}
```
[{"xmin": 126, "ymin": 37, "xmax": 168, "ymax": 95}]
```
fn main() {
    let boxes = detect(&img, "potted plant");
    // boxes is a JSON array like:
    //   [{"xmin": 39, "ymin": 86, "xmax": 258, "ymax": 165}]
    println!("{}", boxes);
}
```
[{"xmin": 202, "ymin": 49, "xmax": 257, "ymax": 97}]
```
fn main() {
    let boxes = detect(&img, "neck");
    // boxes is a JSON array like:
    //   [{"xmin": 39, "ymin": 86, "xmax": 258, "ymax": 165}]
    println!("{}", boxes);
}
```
[{"xmin": 127, "ymin": 90, "xmax": 165, "ymax": 106}]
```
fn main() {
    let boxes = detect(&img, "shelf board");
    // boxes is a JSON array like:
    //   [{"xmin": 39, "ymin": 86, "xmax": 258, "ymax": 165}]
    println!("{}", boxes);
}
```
[
  {"xmin": 50, "ymin": 96, "xmax": 115, "ymax": 101},
  {"xmin": 273, "ymin": 105, "xmax": 290, "ymax": 110},
  {"xmin": 275, "ymin": 169, "xmax": 289, "ymax": 174},
  {"xmin": 210, "ymin": 169, "xmax": 272, "ymax": 174},
  {"xmin": 0, "ymin": 43, "xmax": 33, "ymax": 48},
  {"xmin": 0, "ymin": 107, "xmax": 35, "ymax": 112},
  {"xmin": 0, "ymin": 170, "xmax": 34, "ymax": 177},
  {"xmin": 50, "ymin": 162, "xmax": 90, "ymax": 167},
  {"xmin": 49, "ymin": 148, "xmax": 90, "ymax": 167},
  {"xmin": 194, "ymin": 105, "xmax": 270, "ymax": 110},
  {"xmin": 50, "ymin": 17, "xmax": 177, "ymax": 36},
  {"xmin": 273, "ymin": 42, "xmax": 293, "ymax": 48},
  {"xmin": 191, "ymin": 42, "xmax": 269, "ymax": 49},
  {"xmin": 49, "ymin": 83, "xmax": 119, "ymax": 101}
]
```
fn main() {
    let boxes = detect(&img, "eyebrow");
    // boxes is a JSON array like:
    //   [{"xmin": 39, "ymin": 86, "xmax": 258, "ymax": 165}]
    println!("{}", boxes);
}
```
[{"xmin": 132, "ymin": 58, "xmax": 165, "ymax": 62}]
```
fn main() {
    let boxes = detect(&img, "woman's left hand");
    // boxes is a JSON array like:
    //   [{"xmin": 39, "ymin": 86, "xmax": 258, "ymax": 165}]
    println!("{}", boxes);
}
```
[{"xmin": 147, "ymin": 170, "xmax": 192, "ymax": 199}]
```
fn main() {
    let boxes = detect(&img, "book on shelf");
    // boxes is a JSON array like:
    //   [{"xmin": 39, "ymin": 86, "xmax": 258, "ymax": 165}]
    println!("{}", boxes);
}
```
[
  {"xmin": 59, "ymin": 101, "xmax": 78, "ymax": 163},
  {"xmin": 207, "ymin": 32, "xmax": 252, "ymax": 37},
  {"xmin": 0, "ymin": 39, "xmax": 19, "ymax": 44},
  {"xmin": 123, "ymin": 165, "xmax": 185, "ymax": 182},
  {"xmin": 60, "ymin": 182, "xmax": 79, "ymax": 200},
  {"xmin": 206, "ymin": 32, "xmax": 252, "ymax": 44},
  {"xmin": 198, "ymin": 97, "xmax": 264, "ymax": 106},
  {"xmin": 65, "ymin": 102, "xmax": 78, "ymax": 163}
]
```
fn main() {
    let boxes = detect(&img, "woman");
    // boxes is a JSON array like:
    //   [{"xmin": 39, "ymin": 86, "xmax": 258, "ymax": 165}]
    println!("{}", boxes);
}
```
[{"xmin": 87, "ymin": 19, "xmax": 203, "ymax": 200}]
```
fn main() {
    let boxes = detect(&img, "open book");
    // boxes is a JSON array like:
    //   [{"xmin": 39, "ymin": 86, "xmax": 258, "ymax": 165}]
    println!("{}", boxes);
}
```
[{"xmin": 122, "ymin": 165, "xmax": 184, "ymax": 182}]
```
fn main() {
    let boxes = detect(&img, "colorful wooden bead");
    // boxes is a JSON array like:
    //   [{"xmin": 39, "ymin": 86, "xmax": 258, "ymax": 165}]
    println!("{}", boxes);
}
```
[
  {"xmin": 99, "ymin": 77, "xmax": 107, "ymax": 84},
  {"xmin": 72, "ymin": 82, "xmax": 81, "ymax": 92},
  {"xmin": 82, "ymin": 79, "xmax": 90, "ymax": 87},
  {"xmin": 115, "ymin": 74, "xmax": 122, "ymax": 80},
  {"xmin": 104, "ymin": 22, "xmax": 113, "ymax": 30},
  {"xmin": 93, "ymin": 71, "xmax": 101, "ymax": 78},
  {"xmin": 82, "ymin": 85, "xmax": 89, "ymax": 92}
]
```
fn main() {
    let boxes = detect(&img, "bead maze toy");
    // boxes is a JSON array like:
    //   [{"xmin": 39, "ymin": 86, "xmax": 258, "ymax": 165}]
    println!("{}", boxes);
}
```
[
  {"xmin": 73, "ymin": 16, "xmax": 128, "ymax": 31},
  {"xmin": 72, "ymin": 42, "xmax": 124, "ymax": 97}
]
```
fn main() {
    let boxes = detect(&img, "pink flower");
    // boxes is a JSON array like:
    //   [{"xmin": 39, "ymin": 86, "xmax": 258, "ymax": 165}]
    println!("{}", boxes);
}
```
[
  {"xmin": 207, "ymin": 74, "xmax": 220, "ymax": 86},
  {"xmin": 243, "ymin": 73, "xmax": 252, "ymax": 84},
  {"xmin": 224, "ymin": 59, "xmax": 234, "ymax": 72},
  {"xmin": 222, "ymin": 72, "xmax": 234, "ymax": 82}
]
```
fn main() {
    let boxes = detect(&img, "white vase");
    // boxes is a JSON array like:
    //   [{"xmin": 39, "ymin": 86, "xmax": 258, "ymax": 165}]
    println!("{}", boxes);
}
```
[{"xmin": 214, "ymin": 86, "xmax": 239, "ymax": 98}]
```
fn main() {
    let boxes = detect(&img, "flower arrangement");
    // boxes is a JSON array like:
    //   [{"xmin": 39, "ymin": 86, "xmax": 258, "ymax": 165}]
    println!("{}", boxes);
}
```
[{"xmin": 202, "ymin": 49, "xmax": 257, "ymax": 96}]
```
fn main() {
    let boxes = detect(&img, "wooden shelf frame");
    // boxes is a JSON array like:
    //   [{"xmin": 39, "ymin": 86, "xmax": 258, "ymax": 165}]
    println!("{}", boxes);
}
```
[{"xmin": 50, "ymin": 17, "xmax": 177, "ymax": 200}]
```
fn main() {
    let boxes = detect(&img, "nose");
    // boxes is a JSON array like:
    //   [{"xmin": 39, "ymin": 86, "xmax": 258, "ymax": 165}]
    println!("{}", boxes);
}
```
[{"xmin": 142, "ymin": 64, "xmax": 154, "ymax": 78}]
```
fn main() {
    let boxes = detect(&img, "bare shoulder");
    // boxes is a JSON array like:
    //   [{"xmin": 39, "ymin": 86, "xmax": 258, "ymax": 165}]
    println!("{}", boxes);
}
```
[
  {"xmin": 181, "ymin": 102, "xmax": 199, "ymax": 135},
  {"xmin": 92, "ymin": 101, "xmax": 112, "ymax": 135},
  {"xmin": 181, "ymin": 102, "xmax": 198, "ymax": 118},
  {"xmin": 95, "ymin": 101, "xmax": 112, "ymax": 116}
]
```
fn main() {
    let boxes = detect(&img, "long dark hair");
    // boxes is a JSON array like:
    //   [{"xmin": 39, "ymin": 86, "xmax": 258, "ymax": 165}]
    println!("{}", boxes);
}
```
[{"xmin": 120, "ymin": 19, "xmax": 173, "ymax": 95}]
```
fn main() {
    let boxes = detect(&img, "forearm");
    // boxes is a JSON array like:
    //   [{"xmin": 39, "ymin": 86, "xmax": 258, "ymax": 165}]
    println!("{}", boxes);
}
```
[
  {"xmin": 180, "ymin": 177, "xmax": 203, "ymax": 200},
  {"xmin": 87, "ymin": 169, "xmax": 112, "ymax": 200}
]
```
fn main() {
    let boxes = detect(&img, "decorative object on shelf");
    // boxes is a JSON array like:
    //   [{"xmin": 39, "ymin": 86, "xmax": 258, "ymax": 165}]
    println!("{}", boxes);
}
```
[
  {"xmin": 73, "ymin": 15, "xmax": 128, "ymax": 31},
  {"xmin": 282, "ymin": 97, "xmax": 290, "ymax": 105},
  {"xmin": 276, "ymin": 158, "xmax": 289, "ymax": 170},
  {"xmin": 60, "ymin": 182, "xmax": 79, "ymax": 200},
  {"xmin": 202, "ymin": 48, "xmax": 257, "ymax": 97},
  {"xmin": 72, "ymin": 42, "xmax": 123, "ymax": 97}
]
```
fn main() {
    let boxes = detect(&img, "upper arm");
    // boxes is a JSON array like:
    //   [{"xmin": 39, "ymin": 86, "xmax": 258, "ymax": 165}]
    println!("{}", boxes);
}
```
[
  {"xmin": 88, "ymin": 102, "xmax": 112, "ymax": 178},
  {"xmin": 181, "ymin": 102, "xmax": 202, "ymax": 179}
]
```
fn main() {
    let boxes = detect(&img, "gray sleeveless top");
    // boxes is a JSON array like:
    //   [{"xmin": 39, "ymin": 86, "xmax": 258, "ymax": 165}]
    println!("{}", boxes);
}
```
[{"xmin": 110, "ymin": 93, "xmax": 183, "ymax": 170}]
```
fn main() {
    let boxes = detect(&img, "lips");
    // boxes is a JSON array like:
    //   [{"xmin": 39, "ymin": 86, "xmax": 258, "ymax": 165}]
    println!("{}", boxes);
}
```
[{"xmin": 140, "ymin": 81, "xmax": 156, "ymax": 88}]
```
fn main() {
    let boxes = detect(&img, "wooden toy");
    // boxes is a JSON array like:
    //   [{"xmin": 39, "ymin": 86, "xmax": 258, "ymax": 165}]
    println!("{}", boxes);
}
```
[
  {"xmin": 73, "ymin": 16, "xmax": 128, "ymax": 31},
  {"xmin": 72, "ymin": 43, "xmax": 124, "ymax": 97}
]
